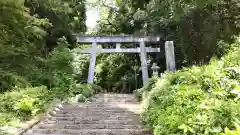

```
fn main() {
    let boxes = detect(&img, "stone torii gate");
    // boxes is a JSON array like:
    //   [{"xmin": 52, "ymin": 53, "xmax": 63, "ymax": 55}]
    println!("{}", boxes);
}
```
[{"xmin": 75, "ymin": 35, "xmax": 176, "ymax": 87}]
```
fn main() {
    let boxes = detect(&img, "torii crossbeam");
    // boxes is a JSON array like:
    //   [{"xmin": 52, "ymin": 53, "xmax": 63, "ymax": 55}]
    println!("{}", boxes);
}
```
[{"xmin": 75, "ymin": 35, "xmax": 176, "ymax": 87}]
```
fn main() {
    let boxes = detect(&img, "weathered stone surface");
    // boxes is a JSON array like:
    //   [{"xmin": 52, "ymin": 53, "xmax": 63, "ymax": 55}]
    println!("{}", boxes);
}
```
[
  {"xmin": 24, "ymin": 129, "xmax": 152, "ymax": 135},
  {"xmin": 165, "ymin": 41, "xmax": 176, "ymax": 72},
  {"xmin": 75, "ymin": 35, "xmax": 161, "ymax": 43},
  {"xmin": 22, "ymin": 94, "xmax": 152, "ymax": 135},
  {"xmin": 77, "ymin": 47, "xmax": 160, "ymax": 54}
]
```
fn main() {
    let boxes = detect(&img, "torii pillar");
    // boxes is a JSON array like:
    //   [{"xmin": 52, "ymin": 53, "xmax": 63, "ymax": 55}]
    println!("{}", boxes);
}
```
[{"xmin": 140, "ymin": 40, "xmax": 149, "ymax": 87}]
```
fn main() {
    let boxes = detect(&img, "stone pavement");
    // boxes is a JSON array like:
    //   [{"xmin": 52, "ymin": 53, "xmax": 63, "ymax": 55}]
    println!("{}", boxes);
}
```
[{"xmin": 22, "ymin": 94, "xmax": 152, "ymax": 135}]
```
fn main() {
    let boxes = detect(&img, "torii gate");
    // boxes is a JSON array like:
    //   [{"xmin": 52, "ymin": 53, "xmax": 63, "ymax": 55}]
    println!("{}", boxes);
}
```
[{"xmin": 75, "ymin": 35, "xmax": 176, "ymax": 87}]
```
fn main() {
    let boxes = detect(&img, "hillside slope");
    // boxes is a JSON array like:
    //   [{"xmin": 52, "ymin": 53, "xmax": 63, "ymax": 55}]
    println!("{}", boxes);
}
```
[{"xmin": 137, "ymin": 37, "xmax": 240, "ymax": 135}]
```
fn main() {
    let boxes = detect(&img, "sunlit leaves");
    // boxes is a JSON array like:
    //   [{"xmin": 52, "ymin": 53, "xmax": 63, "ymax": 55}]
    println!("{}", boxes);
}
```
[
  {"xmin": 115, "ymin": 0, "xmax": 121, "ymax": 6},
  {"xmin": 133, "ymin": 9, "xmax": 147, "ymax": 21}
]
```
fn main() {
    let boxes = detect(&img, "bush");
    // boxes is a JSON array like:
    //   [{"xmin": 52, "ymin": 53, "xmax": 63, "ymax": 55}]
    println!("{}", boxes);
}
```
[
  {"xmin": 72, "ymin": 84, "xmax": 85, "ymax": 95},
  {"xmin": 0, "ymin": 83, "xmax": 103, "ymax": 127},
  {"xmin": 0, "ymin": 72, "xmax": 29, "ymax": 92},
  {"xmin": 81, "ymin": 84, "xmax": 95, "ymax": 98},
  {"xmin": 134, "ymin": 76, "xmax": 159, "ymax": 101},
  {"xmin": 89, "ymin": 84, "xmax": 103, "ymax": 94},
  {"xmin": 76, "ymin": 94, "xmax": 86, "ymax": 102},
  {"xmin": 15, "ymin": 96, "xmax": 36, "ymax": 115},
  {"xmin": 0, "ymin": 86, "xmax": 50, "ymax": 123},
  {"xmin": 72, "ymin": 84, "xmax": 102, "ymax": 97},
  {"xmin": 220, "ymin": 121, "xmax": 240, "ymax": 135},
  {"xmin": 141, "ymin": 40, "xmax": 240, "ymax": 135},
  {"xmin": 72, "ymin": 84, "xmax": 92, "ymax": 98}
]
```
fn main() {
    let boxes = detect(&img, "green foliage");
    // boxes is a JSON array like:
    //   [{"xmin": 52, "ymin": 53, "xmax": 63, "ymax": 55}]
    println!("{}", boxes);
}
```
[
  {"xmin": 96, "ymin": 0, "xmax": 240, "ymax": 71},
  {"xmin": 48, "ymin": 38, "xmax": 74, "ymax": 73},
  {"xmin": 0, "ymin": 86, "xmax": 49, "ymax": 123},
  {"xmin": 94, "ymin": 53, "xmax": 141, "ymax": 92},
  {"xmin": 0, "ymin": 0, "xmax": 87, "ymax": 91},
  {"xmin": 72, "ymin": 50, "xmax": 90, "ymax": 83},
  {"xmin": 70, "ymin": 83, "xmax": 102, "ymax": 103},
  {"xmin": 220, "ymin": 121, "xmax": 240, "ymax": 135},
  {"xmin": 73, "ymin": 84, "xmax": 92, "ymax": 98},
  {"xmin": 134, "ymin": 76, "xmax": 159, "ymax": 101},
  {"xmin": 140, "ymin": 40, "xmax": 240, "ymax": 135},
  {"xmin": 25, "ymin": 0, "xmax": 86, "ymax": 49},
  {"xmin": 0, "ymin": 83, "xmax": 103, "ymax": 128},
  {"xmin": 73, "ymin": 84, "xmax": 85, "ymax": 95},
  {"xmin": 145, "ymin": 0, "xmax": 240, "ymax": 65},
  {"xmin": 0, "ymin": 2, "xmax": 85, "ymax": 128},
  {"xmin": 45, "ymin": 37, "xmax": 76, "ymax": 97},
  {"xmin": 81, "ymin": 86, "xmax": 94, "ymax": 98},
  {"xmin": 15, "ymin": 96, "xmax": 36, "ymax": 114},
  {"xmin": 76, "ymin": 94, "xmax": 86, "ymax": 102},
  {"xmin": 0, "ymin": 72, "xmax": 29, "ymax": 92},
  {"xmin": 0, "ymin": 0, "xmax": 50, "ymax": 83},
  {"xmin": 89, "ymin": 84, "xmax": 103, "ymax": 94},
  {"xmin": 92, "ymin": 0, "xmax": 240, "ymax": 93},
  {"xmin": 0, "ymin": 0, "xmax": 89, "ymax": 133},
  {"xmin": 73, "ymin": 84, "xmax": 101, "ymax": 97}
]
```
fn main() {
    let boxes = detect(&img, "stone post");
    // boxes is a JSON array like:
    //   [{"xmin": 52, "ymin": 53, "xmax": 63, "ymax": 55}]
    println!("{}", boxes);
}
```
[
  {"xmin": 165, "ymin": 41, "xmax": 176, "ymax": 72},
  {"xmin": 87, "ymin": 42, "xmax": 97, "ymax": 83}
]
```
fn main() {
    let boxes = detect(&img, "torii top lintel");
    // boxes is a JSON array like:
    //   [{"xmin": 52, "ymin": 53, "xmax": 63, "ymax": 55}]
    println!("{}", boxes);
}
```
[{"xmin": 75, "ymin": 35, "xmax": 161, "ymax": 44}]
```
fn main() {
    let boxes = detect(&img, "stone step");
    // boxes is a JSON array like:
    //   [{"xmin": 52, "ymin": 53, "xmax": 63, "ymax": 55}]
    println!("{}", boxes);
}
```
[
  {"xmin": 24, "ymin": 129, "xmax": 152, "ymax": 135},
  {"xmin": 62, "ymin": 103, "xmax": 106, "ymax": 106},
  {"xmin": 42, "ymin": 119, "xmax": 140, "ymax": 124},
  {"xmin": 49, "ymin": 112, "xmax": 136, "ymax": 117},
  {"xmin": 43, "ymin": 117, "xmax": 136, "ymax": 124},
  {"xmin": 45, "ymin": 117, "xmax": 137, "ymax": 122},
  {"xmin": 52, "ymin": 111, "xmax": 134, "ymax": 117},
  {"xmin": 37, "ymin": 123, "xmax": 143, "ymax": 129},
  {"xmin": 55, "ymin": 108, "xmax": 132, "ymax": 112},
  {"xmin": 53, "ymin": 109, "xmax": 134, "ymax": 113},
  {"xmin": 61, "ymin": 104, "xmax": 140, "ymax": 108},
  {"xmin": 88, "ymin": 100, "xmax": 136, "ymax": 103},
  {"xmin": 58, "ymin": 104, "xmax": 127, "ymax": 107},
  {"xmin": 22, "ymin": 94, "xmax": 152, "ymax": 135},
  {"xmin": 47, "ymin": 115, "xmax": 135, "ymax": 120},
  {"xmin": 60, "ymin": 105, "xmax": 133, "ymax": 109}
]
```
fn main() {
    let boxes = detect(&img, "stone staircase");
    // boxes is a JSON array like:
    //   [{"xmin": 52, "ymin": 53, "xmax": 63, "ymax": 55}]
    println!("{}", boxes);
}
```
[{"xmin": 22, "ymin": 94, "xmax": 152, "ymax": 135}]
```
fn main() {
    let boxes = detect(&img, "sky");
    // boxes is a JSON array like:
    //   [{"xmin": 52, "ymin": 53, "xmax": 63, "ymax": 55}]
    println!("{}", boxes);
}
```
[
  {"xmin": 85, "ymin": 0, "xmax": 115, "ymax": 32},
  {"xmin": 86, "ymin": 7, "xmax": 100, "ymax": 30}
]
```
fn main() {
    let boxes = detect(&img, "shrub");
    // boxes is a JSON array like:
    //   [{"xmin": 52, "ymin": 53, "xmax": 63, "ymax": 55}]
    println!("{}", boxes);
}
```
[
  {"xmin": 15, "ymin": 96, "xmax": 35, "ymax": 114},
  {"xmin": 0, "ymin": 82, "xmax": 103, "ymax": 127},
  {"xmin": 89, "ymin": 84, "xmax": 103, "ymax": 94},
  {"xmin": 81, "ymin": 87, "xmax": 94, "ymax": 98},
  {"xmin": 72, "ymin": 84, "xmax": 84, "ymax": 95},
  {"xmin": 0, "ymin": 72, "xmax": 29, "ymax": 92},
  {"xmin": 0, "ymin": 86, "xmax": 49, "ymax": 123},
  {"xmin": 141, "ymin": 40, "xmax": 240, "ymax": 135},
  {"xmin": 134, "ymin": 76, "xmax": 159, "ymax": 101},
  {"xmin": 72, "ymin": 84, "xmax": 102, "ymax": 97},
  {"xmin": 133, "ymin": 87, "xmax": 144, "ymax": 101},
  {"xmin": 76, "ymin": 94, "xmax": 86, "ymax": 102},
  {"xmin": 220, "ymin": 121, "xmax": 240, "ymax": 135}
]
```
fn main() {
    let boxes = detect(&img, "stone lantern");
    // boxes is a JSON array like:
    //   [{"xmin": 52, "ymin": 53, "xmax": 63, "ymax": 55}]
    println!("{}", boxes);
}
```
[{"xmin": 151, "ymin": 62, "xmax": 160, "ymax": 76}]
